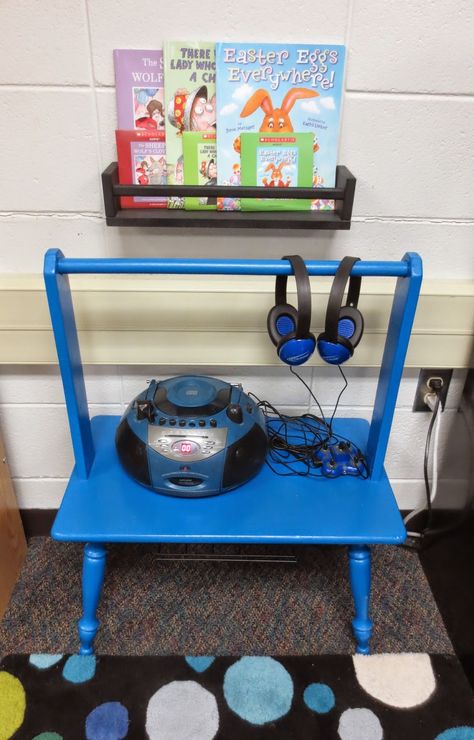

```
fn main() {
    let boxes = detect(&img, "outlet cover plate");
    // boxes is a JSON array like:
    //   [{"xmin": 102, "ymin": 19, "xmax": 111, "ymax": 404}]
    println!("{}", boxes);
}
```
[{"xmin": 413, "ymin": 369, "xmax": 453, "ymax": 412}]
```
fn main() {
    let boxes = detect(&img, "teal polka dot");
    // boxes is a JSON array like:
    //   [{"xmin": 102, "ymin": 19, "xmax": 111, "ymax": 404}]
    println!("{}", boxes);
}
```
[
  {"xmin": 185, "ymin": 656, "xmax": 215, "ymax": 673},
  {"xmin": 62, "ymin": 654, "xmax": 96, "ymax": 684},
  {"xmin": 32, "ymin": 734, "xmax": 63, "ymax": 740},
  {"xmin": 436, "ymin": 729, "xmax": 474, "ymax": 740},
  {"xmin": 303, "ymin": 683, "xmax": 335, "ymax": 713},
  {"xmin": 29, "ymin": 654, "xmax": 63, "ymax": 670},
  {"xmin": 224, "ymin": 656, "xmax": 293, "ymax": 725}
]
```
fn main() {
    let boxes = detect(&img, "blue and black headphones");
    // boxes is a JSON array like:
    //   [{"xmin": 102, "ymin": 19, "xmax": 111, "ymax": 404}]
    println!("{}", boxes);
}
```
[
  {"xmin": 267, "ymin": 255, "xmax": 364, "ymax": 366},
  {"xmin": 317, "ymin": 255, "xmax": 364, "ymax": 365},
  {"xmin": 267, "ymin": 255, "xmax": 316, "ymax": 366}
]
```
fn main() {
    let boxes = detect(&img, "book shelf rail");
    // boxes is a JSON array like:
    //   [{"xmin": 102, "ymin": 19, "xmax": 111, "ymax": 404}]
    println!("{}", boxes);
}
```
[{"xmin": 101, "ymin": 163, "xmax": 356, "ymax": 229}]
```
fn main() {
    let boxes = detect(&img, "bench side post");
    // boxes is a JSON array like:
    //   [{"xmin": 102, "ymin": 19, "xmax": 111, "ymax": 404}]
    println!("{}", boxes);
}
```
[
  {"xmin": 44, "ymin": 248, "xmax": 94, "ymax": 478},
  {"xmin": 366, "ymin": 252, "xmax": 423, "ymax": 479}
]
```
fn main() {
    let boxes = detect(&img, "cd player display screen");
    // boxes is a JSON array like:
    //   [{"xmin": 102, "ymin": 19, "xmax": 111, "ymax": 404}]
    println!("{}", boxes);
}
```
[{"xmin": 171, "ymin": 440, "xmax": 199, "ymax": 455}]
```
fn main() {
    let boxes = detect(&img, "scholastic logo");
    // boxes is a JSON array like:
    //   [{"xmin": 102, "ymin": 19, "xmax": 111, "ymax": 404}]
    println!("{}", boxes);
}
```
[
  {"xmin": 203, "ymin": 133, "xmax": 216, "ymax": 140},
  {"xmin": 259, "ymin": 137, "xmax": 296, "ymax": 143}
]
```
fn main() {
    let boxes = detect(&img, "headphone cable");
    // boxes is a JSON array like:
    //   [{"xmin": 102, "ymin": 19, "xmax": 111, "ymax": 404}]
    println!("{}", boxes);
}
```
[
  {"xmin": 289, "ymin": 364, "xmax": 349, "ymax": 436},
  {"xmin": 328, "ymin": 365, "xmax": 348, "ymax": 433},
  {"xmin": 289, "ymin": 365, "xmax": 329, "ymax": 431},
  {"xmin": 250, "ymin": 367, "xmax": 367, "ymax": 480}
]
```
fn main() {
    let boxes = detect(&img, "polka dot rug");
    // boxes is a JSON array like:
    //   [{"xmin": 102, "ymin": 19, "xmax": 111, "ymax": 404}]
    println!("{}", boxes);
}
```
[{"xmin": 1, "ymin": 653, "xmax": 474, "ymax": 739}]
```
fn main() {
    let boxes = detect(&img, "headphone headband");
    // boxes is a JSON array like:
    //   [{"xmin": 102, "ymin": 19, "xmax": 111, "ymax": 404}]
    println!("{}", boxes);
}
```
[
  {"xmin": 275, "ymin": 255, "xmax": 312, "ymax": 338},
  {"xmin": 324, "ymin": 257, "xmax": 361, "ymax": 341}
]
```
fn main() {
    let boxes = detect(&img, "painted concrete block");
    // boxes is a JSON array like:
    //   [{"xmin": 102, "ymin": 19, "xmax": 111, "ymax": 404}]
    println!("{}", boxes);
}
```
[
  {"xmin": 0, "ymin": 216, "xmax": 106, "ymax": 273},
  {"xmin": 348, "ymin": 0, "xmax": 474, "ymax": 94},
  {"xmin": 0, "ymin": 0, "xmax": 90, "ymax": 85},
  {"xmin": 340, "ymin": 95, "xmax": 474, "ymax": 220},
  {"xmin": 0, "ymin": 403, "xmax": 122, "ymax": 477},
  {"xmin": 0, "ymin": 90, "xmax": 101, "ymax": 211},
  {"xmin": 89, "ymin": 0, "xmax": 349, "ymax": 85},
  {"xmin": 0, "ymin": 366, "xmax": 122, "ymax": 405}
]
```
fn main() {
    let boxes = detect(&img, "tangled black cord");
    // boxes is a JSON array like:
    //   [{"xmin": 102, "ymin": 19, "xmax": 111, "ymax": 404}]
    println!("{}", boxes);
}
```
[{"xmin": 248, "ymin": 367, "xmax": 369, "ymax": 480}]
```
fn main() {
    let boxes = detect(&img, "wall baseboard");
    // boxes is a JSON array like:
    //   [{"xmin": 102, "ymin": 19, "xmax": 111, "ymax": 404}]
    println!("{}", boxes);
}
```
[{"xmin": 20, "ymin": 509, "xmax": 55, "ymax": 538}]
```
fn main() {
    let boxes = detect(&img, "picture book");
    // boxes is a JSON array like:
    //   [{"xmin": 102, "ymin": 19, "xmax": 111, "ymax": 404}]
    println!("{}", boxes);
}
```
[
  {"xmin": 215, "ymin": 42, "xmax": 345, "ymax": 211},
  {"xmin": 240, "ymin": 133, "xmax": 314, "ymax": 211},
  {"xmin": 182, "ymin": 132, "xmax": 217, "ymax": 210},
  {"xmin": 115, "ymin": 129, "xmax": 167, "ymax": 209},
  {"xmin": 164, "ymin": 41, "xmax": 216, "ymax": 208},
  {"xmin": 113, "ymin": 49, "xmax": 165, "ymax": 131}
]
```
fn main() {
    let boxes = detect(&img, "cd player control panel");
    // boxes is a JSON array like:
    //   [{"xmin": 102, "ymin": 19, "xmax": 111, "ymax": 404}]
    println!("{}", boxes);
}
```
[{"xmin": 148, "ymin": 426, "xmax": 228, "ymax": 462}]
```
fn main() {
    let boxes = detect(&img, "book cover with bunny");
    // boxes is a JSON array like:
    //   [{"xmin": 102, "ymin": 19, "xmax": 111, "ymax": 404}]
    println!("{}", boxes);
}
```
[{"xmin": 216, "ymin": 42, "xmax": 345, "ymax": 210}]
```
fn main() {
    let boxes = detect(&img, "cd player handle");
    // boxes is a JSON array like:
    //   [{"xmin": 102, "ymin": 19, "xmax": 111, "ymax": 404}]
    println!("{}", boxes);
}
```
[{"xmin": 135, "ymin": 400, "xmax": 155, "ymax": 422}]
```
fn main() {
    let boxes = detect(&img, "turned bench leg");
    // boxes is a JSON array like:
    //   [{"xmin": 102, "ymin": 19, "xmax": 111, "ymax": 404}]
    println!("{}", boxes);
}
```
[
  {"xmin": 348, "ymin": 544, "xmax": 373, "ymax": 655},
  {"xmin": 78, "ymin": 543, "xmax": 107, "ymax": 655}
]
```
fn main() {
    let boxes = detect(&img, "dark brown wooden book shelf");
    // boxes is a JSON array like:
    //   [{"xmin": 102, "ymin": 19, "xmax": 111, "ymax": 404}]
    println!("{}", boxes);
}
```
[{"xmin": 101, "ymin": 163, "xmax": 356, "ymax": 230}]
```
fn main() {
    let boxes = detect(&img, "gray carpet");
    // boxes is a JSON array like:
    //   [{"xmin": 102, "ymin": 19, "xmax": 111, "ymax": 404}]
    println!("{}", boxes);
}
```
[{"xmin": 0, "ymin": 537, "xmax": 453, "ymax": 656}]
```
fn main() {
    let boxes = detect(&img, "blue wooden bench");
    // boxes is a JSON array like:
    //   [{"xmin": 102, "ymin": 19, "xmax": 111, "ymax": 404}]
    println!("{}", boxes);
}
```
[{"xmin": 44, "ymin": 251, "xmax": 422, "ymax": 655}]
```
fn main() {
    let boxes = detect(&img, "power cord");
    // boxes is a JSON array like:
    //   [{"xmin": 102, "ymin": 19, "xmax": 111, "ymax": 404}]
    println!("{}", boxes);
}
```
[
  {"xmin": 403, "ymin": 378, "xmax": 444, "ymax": 548},
  {"xmin": 420, "ymin": 403, "xmax": 474, "ymax": 547}
]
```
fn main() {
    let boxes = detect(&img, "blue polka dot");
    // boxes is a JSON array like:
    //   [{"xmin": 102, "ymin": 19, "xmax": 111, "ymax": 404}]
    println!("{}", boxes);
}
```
[
  {"xmin": 85, "ymin": 702, "xmax": 128, "ymax": 740},
  {"xmin": 224, "ymin": 656, "xmax": 293, "ymax": 725},
  {"xmin": 436, "ymin": 729, "xmax": 474, "ymax": 740},
  {"xmin": 303, "ymin": 683, "xmax": 335, "ymax": 713},
  {"xmin": 185, "ymin": 656, "xmax": 215, "ymax": 673},
  {"xmin": 62, "ymin": 654, "xmax": 96, "ymax": 684},
  {"xmin": 29, "ymin": 654, "xmax": 63, "ymax": 670}
]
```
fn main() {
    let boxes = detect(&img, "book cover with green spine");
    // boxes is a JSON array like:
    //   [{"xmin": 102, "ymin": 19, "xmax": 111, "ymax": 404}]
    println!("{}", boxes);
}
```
[
  {"xmin": 182, "ymin": 132, "xmax": 217, "ymax": 210},
  {"xmin": 164, "ymin": 41, "xmax": 216, "ymax": 209},
  {"xmin": 240, "ymin": 133, "xmax": 314, "ymax": 211}
]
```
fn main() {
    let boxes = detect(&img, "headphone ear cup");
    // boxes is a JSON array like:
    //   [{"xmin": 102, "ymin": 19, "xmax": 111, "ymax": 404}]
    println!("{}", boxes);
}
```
[
  {"xmin": 277, "ymin": 331, "xmax": 316, "ymax": 366},
  {"xmin": 267, "ymin": 304, "xmax": 299, "ymax": 347},
  {"xmin": 337, "ymin": 306, "xmax": 364, "ymax": 349},
  {"xmin": 317, "ymin": 306, "xmax": 364, "ymax": 365},
  {"xmin": 316, "ymin": 334, "xmax": 353, "ymax": 365}
]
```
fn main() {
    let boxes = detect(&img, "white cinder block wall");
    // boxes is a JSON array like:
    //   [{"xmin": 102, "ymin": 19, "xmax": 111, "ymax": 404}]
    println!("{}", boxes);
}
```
[{"xmin": 0, "ymin": 1, "xmax": 473, "ymax": 511}]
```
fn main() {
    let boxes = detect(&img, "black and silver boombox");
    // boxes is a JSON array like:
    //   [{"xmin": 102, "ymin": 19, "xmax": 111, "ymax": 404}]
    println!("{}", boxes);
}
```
[{"xmin": 116, "ymin": 375, "xmax": 268, "ymax": 498}]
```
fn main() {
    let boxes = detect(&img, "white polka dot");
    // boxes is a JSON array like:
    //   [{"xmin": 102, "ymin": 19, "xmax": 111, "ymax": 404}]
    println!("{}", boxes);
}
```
[
  {"xmin": 146, "ymin": 680, "xmax": 219, "ymax": 740},
  {"xmin": 338, "ymin": 708, "xmax": 383, "ymax": 740},
  {"xmin": 353, "ymin": 652, "xmax": 436, "ymax": 708}
]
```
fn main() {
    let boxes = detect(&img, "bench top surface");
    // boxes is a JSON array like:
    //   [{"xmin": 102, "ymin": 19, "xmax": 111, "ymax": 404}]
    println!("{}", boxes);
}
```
[{"xmin": 52, "ymin": 415, "xmax": 406, "ymax": 545}]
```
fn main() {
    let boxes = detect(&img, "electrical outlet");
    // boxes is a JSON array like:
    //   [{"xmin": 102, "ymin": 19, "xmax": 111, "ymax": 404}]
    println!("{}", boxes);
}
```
[{"xmin": 413, "ymin": 369, "xmax": 453, "ymax": 412}]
